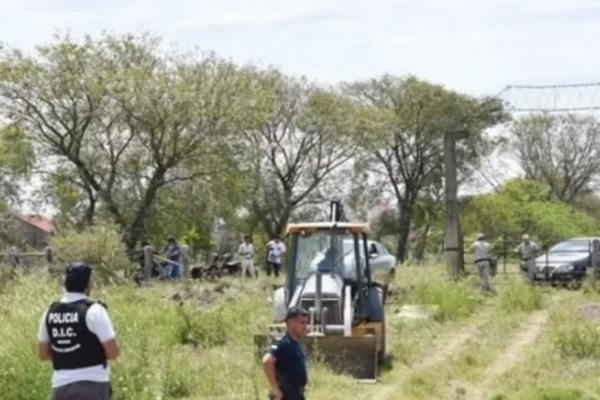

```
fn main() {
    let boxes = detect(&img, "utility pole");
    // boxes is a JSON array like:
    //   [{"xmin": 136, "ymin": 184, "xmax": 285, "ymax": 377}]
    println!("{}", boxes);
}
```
[{"xmin": 444, "ymin": 131, "xmax": 464, "ymax": 278}]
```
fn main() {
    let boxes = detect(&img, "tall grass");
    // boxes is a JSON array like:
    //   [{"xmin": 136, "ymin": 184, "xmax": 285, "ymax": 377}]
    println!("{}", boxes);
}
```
[
  {"xmin": 497, "ymin": 279, "xmax": 543, "ymax": 312},
  {"xmin": 0, "ymin": 275, "xmax": 277, "ymax": 400},
  {"xmin": 404, "ymin": 267, "xmax": 480, "ymax": 321}
]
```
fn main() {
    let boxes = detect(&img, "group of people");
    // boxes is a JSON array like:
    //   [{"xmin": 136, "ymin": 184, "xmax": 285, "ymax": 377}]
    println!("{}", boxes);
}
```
[
  {"xmin": 470, "ymin": 233, "xmax": 539, "ymax": 292},
  {"xmin": 38, "ymin": 262, "xmax": 308, "ymax": 400},
  {"xmin": 136, "ymin": 236, "xmax": 183, "ymax": 280},
  {"xmin": 237, "ymin": 235, "xmax": 287, "ymax": 278}
]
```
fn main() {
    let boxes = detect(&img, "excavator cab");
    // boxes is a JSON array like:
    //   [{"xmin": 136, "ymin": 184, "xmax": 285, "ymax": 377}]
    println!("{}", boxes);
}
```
[{"xmin": 255, "ymin": 200, "xmax": 386, "ymax": 381}]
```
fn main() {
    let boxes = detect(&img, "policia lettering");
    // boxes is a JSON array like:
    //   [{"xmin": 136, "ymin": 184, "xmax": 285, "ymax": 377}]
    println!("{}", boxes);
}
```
[
  {"xmin": 46, "ymin": 299, "xmax": 107, "ymax": 370},
  {"xmin": 48, "ymin": 312, "xmax": 78, "ymax": 341}
]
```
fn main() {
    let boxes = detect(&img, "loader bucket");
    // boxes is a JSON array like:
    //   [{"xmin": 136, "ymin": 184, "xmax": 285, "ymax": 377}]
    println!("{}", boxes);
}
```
[{"xmin": 254, "ymin": 334, "xmax": 378, "ymax": 381}]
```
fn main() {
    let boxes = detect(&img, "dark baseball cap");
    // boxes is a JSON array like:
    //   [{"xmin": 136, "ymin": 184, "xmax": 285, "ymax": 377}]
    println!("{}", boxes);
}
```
[{"xmin": 65, "ymin": 262, "xmax": 92, "ymax": 292}]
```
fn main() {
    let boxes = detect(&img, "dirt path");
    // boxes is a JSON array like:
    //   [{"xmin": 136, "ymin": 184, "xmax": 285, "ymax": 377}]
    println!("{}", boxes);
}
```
[
  {"xmin": 483, "ymin": 310, "xmax": 547, "ymax": 380},
  {"xmin": 367, "ymin": 319, "xmax": 487, "ymax": 400},
  {"xmin": 457, "ymin": 310, "xmax": 549, "ymax": 400},
  {"xmin": 366, "ymin": 307, "xmax": 550, "ymax": 400}
]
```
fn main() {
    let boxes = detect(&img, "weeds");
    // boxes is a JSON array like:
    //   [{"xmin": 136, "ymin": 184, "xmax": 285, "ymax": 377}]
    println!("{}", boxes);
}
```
[
  {"xmin": 410, "ymin": 276, "xmax": 479, "ymax": 321},
  {"xmin": 498, "ymin": 279, "xmax": 543, "ymax": 312}
]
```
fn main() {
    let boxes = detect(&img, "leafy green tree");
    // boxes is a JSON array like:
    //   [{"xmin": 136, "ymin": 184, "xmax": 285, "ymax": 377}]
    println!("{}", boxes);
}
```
[
  {"xmin": 0, "ymin": 125, "xmax": 33, "ymax": 201},
  {"xmin": 0, "ymin": 33, "xmax": 258, "ymax": 251},
  {"xmin": 241, "ymin": 70, "xmax": 357, "ymax": 237},
  {"xmin": 462, "ymin": 178, "xmax": 597, "ymax": 246},
  {"xmin": 347, "ymin": 75, "xmax": 505, "ymax": 262}
]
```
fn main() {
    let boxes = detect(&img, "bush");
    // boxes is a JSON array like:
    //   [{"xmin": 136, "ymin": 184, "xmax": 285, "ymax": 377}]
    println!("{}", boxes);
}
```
[
  {"xmin": 553, "ymin": 322, "xmax": 600, "ymax": 359},
  {"xmin": 175, "ymin": 305, "xmax": 229, "ymax": 348},
  {"xmin": 497, "ymin": 280, "xmax": 543, "ymax": 312},
  {"xmin": 50, "ymin": 223, "xmax": 132, "ymax": 283},
  {"xmin": 410, "ymin": 276, "xmax": 479, "ymax": 321}
]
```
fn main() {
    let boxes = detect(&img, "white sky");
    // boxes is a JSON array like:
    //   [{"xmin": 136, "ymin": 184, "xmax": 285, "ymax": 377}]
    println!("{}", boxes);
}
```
[
  {"xmin": 3, "ymin": 0, "xmax": 600, "ymax": 213},
  {"xmin": 1, "ymin": 0, "xmax": 600, "ymax": 96}
]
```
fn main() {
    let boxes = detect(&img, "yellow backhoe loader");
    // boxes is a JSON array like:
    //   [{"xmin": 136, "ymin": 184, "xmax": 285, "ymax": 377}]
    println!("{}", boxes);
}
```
[{"xmin": 255, "ymin": 200, "xmax": 387, "ymax": 381}]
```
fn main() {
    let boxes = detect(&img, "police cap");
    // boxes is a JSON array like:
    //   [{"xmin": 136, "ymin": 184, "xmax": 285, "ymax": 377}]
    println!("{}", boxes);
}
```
[{"xmin": 65, "ymin": 262, "xmax": 92, "ymax": 293}]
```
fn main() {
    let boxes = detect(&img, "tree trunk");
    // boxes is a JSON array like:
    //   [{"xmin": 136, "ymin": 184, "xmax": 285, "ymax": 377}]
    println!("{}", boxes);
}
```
[
  {"xmin": 82, "ymin": 189, "xmax": 96, "ymax": 226},
  {"xmin": 123, "ymin": 169, "xmax": 167, "ymax": 253},
  {"xmin": 395, "ymin": 202, "xmax": 413, "ymax": 263},
  {"xmin": 413, "ymin": 213, "xmax": 433, "ymax": 263},
  {"xmin": 444, "ymin": 132, "xmax": 464, "ymax": 278}
]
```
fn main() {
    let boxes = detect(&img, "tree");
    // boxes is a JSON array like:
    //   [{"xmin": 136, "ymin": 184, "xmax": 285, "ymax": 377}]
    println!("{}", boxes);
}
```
[
  {"xmin": 462, "ymin": 178, "xmax": 596, "ymax": 246},
  {"xmin": 0, "ymin": 124, "xmax": 33, "ymax": 201},
  {"xmin": 512, "ymin": 113, "xmax": 600, "ymax": 203},
  {"xmin": 242, "ymin": 71, "xmax": 357, "ymax": 237},
  {"xmin": 0, "ymin": 33, "xmax": 256, "ymax": 251},
  {"xmin": 348, "ymin": 75, "xmax": 505, "ymax": 263}
]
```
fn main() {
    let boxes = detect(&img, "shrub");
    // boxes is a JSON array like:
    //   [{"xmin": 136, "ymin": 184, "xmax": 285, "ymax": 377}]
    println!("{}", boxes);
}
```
[
  {"xmin": 50, "ymin": 223, "xmax": 132, "ymax": 283},
  {"xmin": 553, "ymin": 322, "xmax": 600, "ymax": 358},
  {"xmin": 497, "ymin": 280, "xmax": 543, "ymax": 312},
  {"xmin": 175, "ymin": 305, "xmax": 228, "ymax": 348},
  {"xmin": 410, "ymin": 276, "xmax": 479, "ymax": 321}
]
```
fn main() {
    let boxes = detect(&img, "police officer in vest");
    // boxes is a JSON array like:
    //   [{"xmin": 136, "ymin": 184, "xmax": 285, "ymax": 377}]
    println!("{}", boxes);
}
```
[
  {"xmin": 37, "ymin": 262, "xmax": 119, "ymax": 400},
  {"xmin": 262, "ymin": 307, "xmax": 309, "ymax": 400}
]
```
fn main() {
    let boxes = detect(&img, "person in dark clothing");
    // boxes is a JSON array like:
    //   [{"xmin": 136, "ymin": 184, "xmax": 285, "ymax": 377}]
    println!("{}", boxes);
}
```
[
  {"xmin": 37, "ymin": 262, "xmax": 119, "ymax": 400},
  {"xmin": 262, "ymin": 307, "xmax": 309, "ymax": 400},
  {"xmin": 163, "ymin": 236, "xmax": 182, "ymax": 279}
]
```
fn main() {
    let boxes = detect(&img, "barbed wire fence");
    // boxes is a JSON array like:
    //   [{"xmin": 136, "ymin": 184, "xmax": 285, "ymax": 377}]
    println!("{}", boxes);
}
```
[{"xmin": 498, "ymin": 81, "xmax": 600, "ymax": 114}]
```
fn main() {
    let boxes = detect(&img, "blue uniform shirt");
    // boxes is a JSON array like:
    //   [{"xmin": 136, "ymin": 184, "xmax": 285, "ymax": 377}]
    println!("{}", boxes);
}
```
[{"xmin": 268, "ymin": 333, "xmax": 307, "ymax": 388}]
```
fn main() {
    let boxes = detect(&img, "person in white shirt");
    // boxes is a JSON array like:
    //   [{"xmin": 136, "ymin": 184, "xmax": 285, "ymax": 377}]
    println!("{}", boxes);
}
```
[
  {"xmin": 238, "ymin": 236, "xmax": 256, "ymax": 278},
  {"xmin": 38, "ymin": 262, "xmax": 119, "ymax": 400},
  {"xmin": 266, "ymin": 236, "xmax": 286, "ymax": 278},
  {"xmin": 470, "ymin": 233, "xmax": 493, "ymax": 292}
]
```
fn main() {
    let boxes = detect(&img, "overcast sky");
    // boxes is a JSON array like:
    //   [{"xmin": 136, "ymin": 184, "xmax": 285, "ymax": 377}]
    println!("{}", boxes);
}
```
[
  {"xmin": 3, "ymin": 0, "xmax": 600, "ymax": 212},
  {"xmin": 1, "ymin": 0, "xmax": 600, "ymax": 97}
]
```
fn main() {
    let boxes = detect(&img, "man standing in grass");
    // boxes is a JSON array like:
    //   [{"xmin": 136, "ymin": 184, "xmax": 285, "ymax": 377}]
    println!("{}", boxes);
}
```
[
  {"xmin": 515, "ymin": 234, "xmax": 539, "ymax": 282},
  {"xmin": 37, "ymin": 262, "xmax": 119, "ymax": 400},
  {"xmin": 470, "ymin": 233, "xmax": 494, "ymax": 292},
  {"xmin": 266, "ymin": 236, "xmax": 286, "ymax": 278},
  {"xmin": 263, "ymin": 307, "xmax": 309, "ymax": 400},
  {"xmin": 238, "ymin": 235, "xmax": 256, "ymax": 278}
]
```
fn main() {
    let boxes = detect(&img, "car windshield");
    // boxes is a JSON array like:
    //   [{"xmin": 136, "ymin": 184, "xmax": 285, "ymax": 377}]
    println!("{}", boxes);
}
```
[
  {"xmin": 549, "ymin": 240, "xmax": 590, "ymax": 253},
  {"xmin": 294, "ymin": 231, "xmax": 362, "ymax": 280}
]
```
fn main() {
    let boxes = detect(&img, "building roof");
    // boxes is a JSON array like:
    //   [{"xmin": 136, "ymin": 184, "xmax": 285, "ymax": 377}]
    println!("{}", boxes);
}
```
[{"xmin": 16, "ymin": 214, "xmax": 57, "ymax": 234}]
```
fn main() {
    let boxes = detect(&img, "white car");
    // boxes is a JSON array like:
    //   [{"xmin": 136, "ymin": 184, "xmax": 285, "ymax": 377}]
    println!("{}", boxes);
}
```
[
  {"xmin": 366, "ymin": 240, "xmax": 397, "ymax": 276},
  {"xmin": 308, "ymin": 239, "xmax": 397, "ymax": 280}
]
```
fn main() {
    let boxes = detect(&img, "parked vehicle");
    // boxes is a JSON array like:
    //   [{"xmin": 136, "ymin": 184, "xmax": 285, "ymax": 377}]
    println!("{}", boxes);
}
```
[{"xmin": 533, "ymin": 237, "xmax": 600, "ymax": 284}]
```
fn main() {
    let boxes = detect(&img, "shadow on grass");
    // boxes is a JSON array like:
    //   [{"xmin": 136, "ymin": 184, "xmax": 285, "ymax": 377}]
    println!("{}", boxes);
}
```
[{"xmin": 379, "ymin": 352, "xmax": 396, "ymax": 373}]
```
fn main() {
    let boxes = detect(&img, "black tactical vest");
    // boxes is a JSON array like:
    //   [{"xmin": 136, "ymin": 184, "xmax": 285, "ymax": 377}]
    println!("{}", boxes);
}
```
[{"xmin": 45, "ymin": 299, "xmax": 107, "ymax": 370}]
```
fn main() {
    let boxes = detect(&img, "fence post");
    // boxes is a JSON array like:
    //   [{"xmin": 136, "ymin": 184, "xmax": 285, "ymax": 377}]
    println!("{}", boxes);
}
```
[
  {"xmin": 144, "ymin": 245, "xmax": 154, "ymax": 280},
  {"xmin": 544, "ymin": 243, "xmax": 549, "ymax": 281},
  {"xmin": 592, "ymin": 240, "xmax": 600, "ymax": 280},
  {"xmin": 181, "ymin": 245, "xmax": 190, "ymax": 278},
  {"xmin": 9, "ymin": 246, "xmax": 19, "ymax": 268},
  {"xmin": 502, "ymin": 234, "xmax": 507, "ymax": 274},
  {"xmin": 44, "ymin": 245, "xmax": 54, "ymax": 264}
]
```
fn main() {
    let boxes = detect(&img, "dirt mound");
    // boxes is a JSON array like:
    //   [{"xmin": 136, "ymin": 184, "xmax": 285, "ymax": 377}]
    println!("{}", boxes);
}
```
[{"xmin": 171, "ymin": 282, "xmax": 235, "ymax": 307}]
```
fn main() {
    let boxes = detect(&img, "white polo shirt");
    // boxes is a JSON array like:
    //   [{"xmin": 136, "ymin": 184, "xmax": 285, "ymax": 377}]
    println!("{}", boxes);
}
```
[
  {"xmin": 267, "ymin": 240, "xmax": 286, "ymax": 264},
  {"xmin": 238, "ymin": 242, "xmax": 254, "ymax": 259},
  {"xmin": 37, "ymin": 292, "xmax": 116, "ymax": 388}
]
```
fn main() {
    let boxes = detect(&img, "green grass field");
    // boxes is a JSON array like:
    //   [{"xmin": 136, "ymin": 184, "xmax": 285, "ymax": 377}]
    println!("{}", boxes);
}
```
[{"xmin": 3, "ymin": 265, "xmax": 600, "ymax": 399}]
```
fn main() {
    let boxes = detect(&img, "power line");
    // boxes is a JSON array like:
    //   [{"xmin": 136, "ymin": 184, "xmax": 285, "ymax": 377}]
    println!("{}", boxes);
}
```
[{"xmin": 498, "ymin": 81, "xmax": 600, "ymax": 113}]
